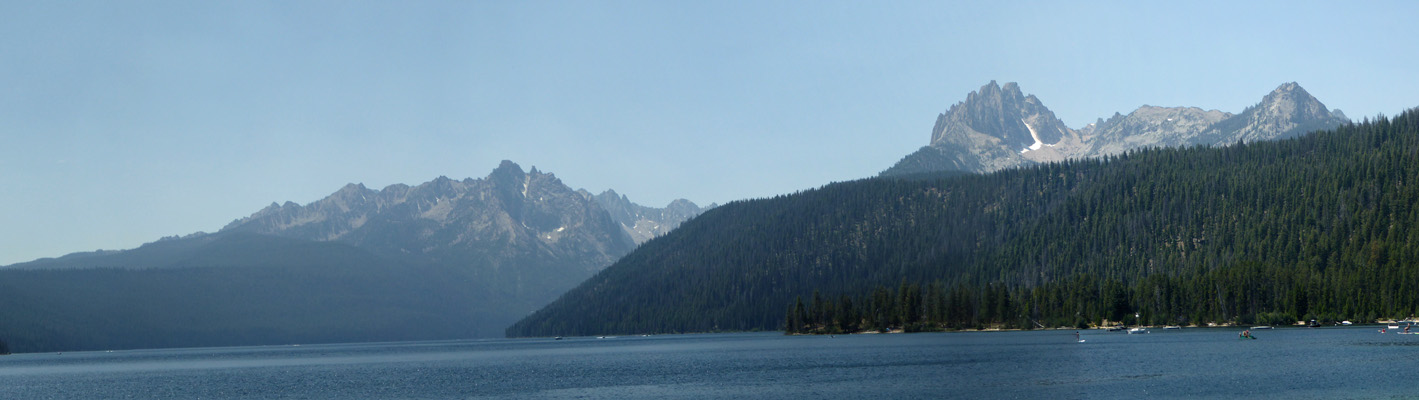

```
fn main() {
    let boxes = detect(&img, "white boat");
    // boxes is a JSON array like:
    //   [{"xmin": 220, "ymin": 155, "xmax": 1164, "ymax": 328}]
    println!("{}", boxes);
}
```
[
  {"xmin": 1250, "ymin": 326, "xmax": 1272, "ymax": 330},
  {"xmin": 1163, "ymin": 326, "xmax": 1181, "ymax": 330},
  {"xmin": 1127, "ymin": 327, "xmax": 1148, "ymax": 334}
]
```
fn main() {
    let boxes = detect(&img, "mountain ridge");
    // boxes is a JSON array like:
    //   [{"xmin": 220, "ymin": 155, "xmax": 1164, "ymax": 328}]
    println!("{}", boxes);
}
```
[
  {"xmin": 883, "ymin": 81, "xmax": 1348, "ymax": 176},
  {"xmin": 590, "ymin": 189, "xmax": 715, "ymax": 244}
]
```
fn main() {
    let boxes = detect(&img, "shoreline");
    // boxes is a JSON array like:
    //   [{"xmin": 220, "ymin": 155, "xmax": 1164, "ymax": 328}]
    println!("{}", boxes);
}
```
[{"xmin": 787, "ymin": 321, "xmax": 1401, "ymax": 336}]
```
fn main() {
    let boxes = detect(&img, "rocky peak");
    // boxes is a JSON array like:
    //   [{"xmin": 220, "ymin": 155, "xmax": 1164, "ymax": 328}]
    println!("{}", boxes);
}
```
[
  {"xmin": 1001, "ymin": 81, "xmax": 1021, "ymax": 96},
  {"xmin": 592, "ymin": 189, "xmax": 710, "ymax": 245},
  {"xmin": 916, "ymin": 81, "xmax": 1080, "ymax": 172},
  {"xmin": 962, "ymin": 80, "xmax": 1000, "ymax": 105},
  {"xmin": 336, "ymin": 182, "xmax": 367, "ymax": 194},
  {"xmin": 939, "ymin": 81, "xmax": 1036, "ymax": 150},
  {"xmin": 1256, "ymin": 82, "xmax": 1333, "ymax": 123},
  {"xmin": 1197, "ymin": 82, "xmax": 1348, "ymax": 145},
  {"xmin": 665, "ymin": 199, "xmax": 702, "ymax": 216},
  {"xmin": 487, "ymin": 160, "xmax": 527, "ymax": 189},
  {"xmin": 328, "ymin": 183, "xmax": 375, "ymax": 210}
]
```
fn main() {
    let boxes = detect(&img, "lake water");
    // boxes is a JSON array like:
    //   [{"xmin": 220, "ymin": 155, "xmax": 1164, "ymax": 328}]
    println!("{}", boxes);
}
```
[{"xmin": 2, "ymin": 326, "xmax": 1417, "ymax": 399}]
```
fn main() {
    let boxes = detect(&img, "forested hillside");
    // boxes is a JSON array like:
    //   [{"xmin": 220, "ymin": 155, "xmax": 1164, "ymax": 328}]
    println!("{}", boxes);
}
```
[{"xmin": 510, "ymin": 109, "xmax": 1419, "ymax": 337}]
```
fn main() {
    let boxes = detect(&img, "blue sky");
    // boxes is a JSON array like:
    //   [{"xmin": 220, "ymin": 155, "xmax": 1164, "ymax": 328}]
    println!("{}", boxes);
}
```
[{"xmin": 3, "ymin": 1, "xmax": 1417, "ymax": 265}]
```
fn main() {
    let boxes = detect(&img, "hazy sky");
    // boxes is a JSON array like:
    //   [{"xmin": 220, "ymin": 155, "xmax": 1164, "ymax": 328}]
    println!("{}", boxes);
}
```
[{"xmin": 3, "ymin": 1, "xmax": 1417, "ymax": 265}]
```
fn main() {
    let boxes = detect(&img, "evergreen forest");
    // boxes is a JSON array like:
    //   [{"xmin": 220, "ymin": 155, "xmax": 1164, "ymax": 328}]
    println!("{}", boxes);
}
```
[{"xmin": 510, "ymin": 108, "xmax": 1419, "ymax": 337}]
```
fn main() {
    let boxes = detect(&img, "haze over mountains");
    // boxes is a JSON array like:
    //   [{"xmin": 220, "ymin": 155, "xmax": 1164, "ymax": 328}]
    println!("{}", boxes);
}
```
[
  {"xmin": 0, "ymin": 161, "xmax": 707, "ymax": 352},
  {"xmin": 882, "ymin": 81, "xmax": 1349, "ymax": 176}
]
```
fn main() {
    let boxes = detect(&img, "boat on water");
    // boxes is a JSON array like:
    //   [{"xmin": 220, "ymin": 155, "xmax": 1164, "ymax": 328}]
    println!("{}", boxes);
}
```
[
  {"xmin": 1127, "ymin": 327, "xmax": 1149, "ymax": 334},
  {"xmin": 1105, "ymin": 327, "xmax": 1125, "ymax": 332},
  {"xmin": 1163, "ymin": 326, "xmax": 1181, "ymax": 330},
  {"xmin": 1250, "ymin": 326, "xmax": 1273, "ymax": 330}
]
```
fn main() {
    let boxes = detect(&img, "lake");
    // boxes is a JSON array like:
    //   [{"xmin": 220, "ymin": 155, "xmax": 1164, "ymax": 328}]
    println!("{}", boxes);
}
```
[{"xmin": 1, "ymin": 326, "xmax": 1417, "ymax": 399}]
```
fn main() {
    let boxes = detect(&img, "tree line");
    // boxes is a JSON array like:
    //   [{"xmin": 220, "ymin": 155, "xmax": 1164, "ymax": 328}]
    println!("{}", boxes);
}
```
[{"xmin": 787, "ymin": 257, "xmax": 1407, "ymax": 335}]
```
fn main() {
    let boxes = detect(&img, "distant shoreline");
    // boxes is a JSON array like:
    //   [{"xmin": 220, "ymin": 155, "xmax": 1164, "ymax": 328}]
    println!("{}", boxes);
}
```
[{"xmin": 784, "ymin": 321, "xmax": 1407, "ymax": 336}]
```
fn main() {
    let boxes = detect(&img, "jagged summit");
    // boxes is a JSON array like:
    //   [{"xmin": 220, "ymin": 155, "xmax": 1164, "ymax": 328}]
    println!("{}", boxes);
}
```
[
  {"xmin": 222, "ymin": 161, "xmax": 636, "ymax": 273},
  {"xmin": 883, "ymin": 81, "xmax": 1350, "ymax": 177},
  {"xmin": 592, "ymin": 189, "xmax": 711, "ymax": 245},
  {"xmin": 1261, "ymin": 82, "xmax": 1331, "ymax": 120},
  {"xmin": 494, "ymin": 159, "xmax": 522, "ymax": 172},
  {"xmin": 487, "ymin": 160, "xmax": 527, "ymax": 189},
  {"xmin": 220, "ymin": 160, "xmax": 713, "ymax": 265},
  {"xmin": 933, "ymin": 81, "xmax": 1069, "ymax": 151},
  {"xmin": 884, "ymin": 81, "xmax": 1079, "ymax": 176}
]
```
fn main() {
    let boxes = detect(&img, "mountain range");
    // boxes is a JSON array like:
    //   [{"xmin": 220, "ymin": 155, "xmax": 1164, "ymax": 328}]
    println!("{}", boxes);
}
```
[
  {"xmin": 0, "ymin": 161, "xmax": 707, "ymax": 352},
  {"xmin": 882, "ymin": 81, "xmax": 1349, "ymax": 176},
  {"xmin": 0, "ymin": 80, "xmax": 1375, "ymax": 351}
]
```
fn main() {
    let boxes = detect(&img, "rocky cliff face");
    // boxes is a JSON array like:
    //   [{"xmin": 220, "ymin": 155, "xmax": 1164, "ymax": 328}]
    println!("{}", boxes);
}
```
[
  {"xmin": 883, "ymin": 82, "xmax": 1349, "ymax": 176},
  {"xmin": 1082, "ymin": 106, "xmax": 1233, "ymax": 156}
]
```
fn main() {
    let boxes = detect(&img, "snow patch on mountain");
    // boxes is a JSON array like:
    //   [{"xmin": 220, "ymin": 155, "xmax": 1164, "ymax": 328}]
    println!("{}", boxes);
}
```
[{"xmin": 1020, "ymin": 119, "xmax": 1045, "ymax": 154}]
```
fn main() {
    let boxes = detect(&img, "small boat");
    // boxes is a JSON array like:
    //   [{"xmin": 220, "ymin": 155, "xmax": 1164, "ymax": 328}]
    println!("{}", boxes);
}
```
[
  {"xmin": 1106, "ymin": 327, "xmax": 1125, "ymax": 332},
  {"xmin": 1163, "ymin": 326, "xmax": 1181, "ymax": 330},
  {"xmin": 1340, "ymin": 321, "xmax": 1353, "ymax": 326},
  {"xmin": 1250, "ymin": 326, "xmax": 1272, "ymax": 330},
  {"xmin": 1127, "ymin": 327, "xmax": 1148, "ymax": 334}
]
